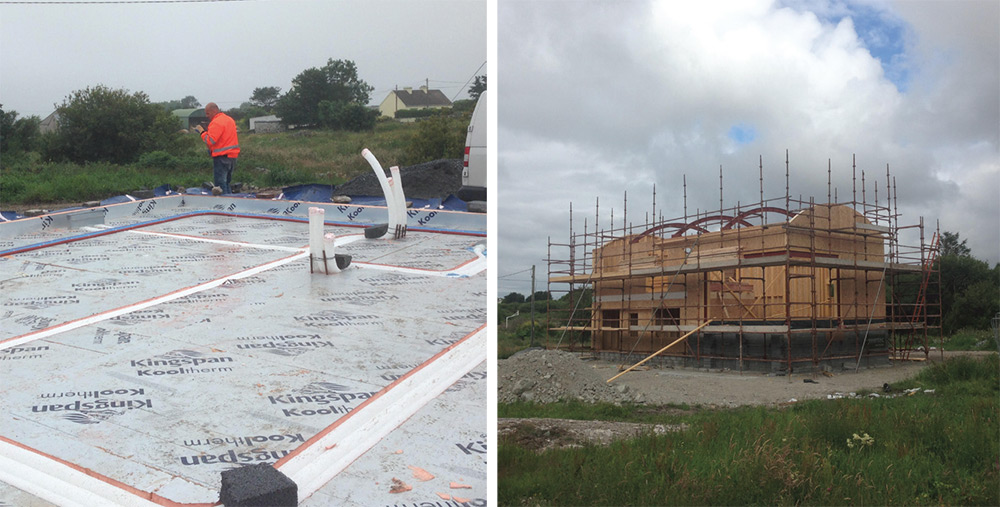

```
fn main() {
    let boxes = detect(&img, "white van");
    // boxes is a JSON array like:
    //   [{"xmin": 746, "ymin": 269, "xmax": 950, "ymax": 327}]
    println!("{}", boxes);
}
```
[{"xmin": 457, "ymin": 91, "xmax": 486, "ymax": 202}]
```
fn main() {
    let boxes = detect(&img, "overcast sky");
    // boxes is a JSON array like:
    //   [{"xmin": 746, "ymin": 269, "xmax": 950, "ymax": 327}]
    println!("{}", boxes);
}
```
[
  {"xmin": 0, "ymin": 0, "xmax": 486, "ymax": 116},
  {"xmin": 498, "ymin": 0, "xmax": 1000, "ymax": 296}
]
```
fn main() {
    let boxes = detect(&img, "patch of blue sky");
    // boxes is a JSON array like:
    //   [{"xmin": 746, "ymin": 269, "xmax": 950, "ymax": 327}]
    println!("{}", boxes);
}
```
[
  {"xmin": 728, "ymin": 123, "xmax": 757, "ymax": 145},
  {"xmin": 777, "ymin": 0, "xmax": 912, "ymax": 92}
]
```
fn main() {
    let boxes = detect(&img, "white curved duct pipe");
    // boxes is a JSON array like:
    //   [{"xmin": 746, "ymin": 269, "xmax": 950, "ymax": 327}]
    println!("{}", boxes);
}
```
[{"xmin": 360, "ymin": 148, "xmax": 398, "ymax": 237}]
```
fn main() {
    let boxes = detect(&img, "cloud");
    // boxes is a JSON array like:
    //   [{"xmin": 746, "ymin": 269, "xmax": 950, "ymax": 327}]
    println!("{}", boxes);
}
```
[
  {"xmin": 0, "ymin": 1, "xmax": 485, "ymax": 116},
  {"xmin": 499, "ymin": 0, "xmax": 999, "ymax": 295}
]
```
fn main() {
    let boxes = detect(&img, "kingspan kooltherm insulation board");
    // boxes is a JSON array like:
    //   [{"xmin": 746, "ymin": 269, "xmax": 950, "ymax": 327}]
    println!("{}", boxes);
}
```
[{"xmin": 0, "ymin": 195, "xmax": 487, "ymax": 506}]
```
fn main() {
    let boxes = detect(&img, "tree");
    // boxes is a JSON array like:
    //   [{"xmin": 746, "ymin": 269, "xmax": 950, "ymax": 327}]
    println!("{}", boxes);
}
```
[
  {"xmin": 316, "ymin": 100, "xmax": 376, "ymax": 132},
  {"xmin": 45, "ymin": 85, "xmax": 179, "ymax": 164},
  {"xmin": 469, "ymin": 75, "xmax": 486, "ymax": 100},
  {"xmin": 938, "ymin": 253, "xmax": 998, "ymax": 334},
  {"xmin": 179, "ymin": 95, "xmax": 200, "ymax": 109},
  {"xmin": 226, "ymin": 102, "xmax": 268, "ymax": 122},
  {"xmin": 946, "ymin": 277, "xmax": 1000, "ymax": 332},
  {"xmin": 154, "ymin": 96, "xmax": 200, "ymax": 111},
  {"xmin": 529, "ymin": 291, "xmax": 550, "ymax": 302},
  {"xmin": 502, "ymin": 292, "xmax": 526, "ymax": 304},
  {"xmin": 939, "ymin": 231, "xmax": 971, "ymax": 258},
  {"xmin": 935, "ymin": 230, "xmax": 1000, "ymax": 334},
  {"xmin": 154, "ymin": 99, "xmax": 182, "ymax": 111},
  {"xmin": 275, "ymin": 59, "xmax": 374, "ymax": 126},
  {"xmin": 250, "ymin": 86, "xmax": 282, "ymax": 111},
  {"xmin": 0, "ymin": 105, "xmax": 40, "ymax": 153}
]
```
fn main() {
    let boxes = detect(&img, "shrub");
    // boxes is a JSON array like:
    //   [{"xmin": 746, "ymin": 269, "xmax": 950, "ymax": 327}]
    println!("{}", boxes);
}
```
[
  {"xmin": 395, "ymin": 107, "xmax": 451, "ymax": 119},
  {"xmin": 402, "ymin": 113, "xmax": 467, "ymax": 165},
  {"xmin": 44, "ymin": 85, "xmax": 180, "ymax": 164},
  {"xmin": 137, "ymin": 150, "xmax": 179, "ymax": 169},
  {"xmin": 451, "ymin": 99, "xmax": 477, "ymax": 114}
]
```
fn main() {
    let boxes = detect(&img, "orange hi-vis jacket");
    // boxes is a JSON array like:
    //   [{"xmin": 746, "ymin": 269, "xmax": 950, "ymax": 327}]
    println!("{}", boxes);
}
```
[{"xmin": 201, "ymin": 112, "xmax": 240, "ymax": 158}]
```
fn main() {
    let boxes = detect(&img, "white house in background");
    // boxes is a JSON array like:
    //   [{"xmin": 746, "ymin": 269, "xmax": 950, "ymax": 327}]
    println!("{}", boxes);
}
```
[
  {"xmin": 249, "ymin": 115, "xmax": 283, "ymax": 133},
  {"xmin": 39, "ymin": 111, "xmax": 60, "ymax": 134},
  {"xmin": 378, "ymin": 85, "xmax": 452, "ymax": 118}
]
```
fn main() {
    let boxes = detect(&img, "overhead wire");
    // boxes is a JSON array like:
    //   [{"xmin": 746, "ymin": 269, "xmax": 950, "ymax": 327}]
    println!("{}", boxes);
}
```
[
  {"xmin": 0, "ymin": 0, "xmax": 257, "ymax": 4},
  {"xmin": 450, "ymin": 61, "xmax": 486, "ymax": 102},
  {"xmin": 499, "ymin": 267, "xmax": 533, "ymax": 279}
]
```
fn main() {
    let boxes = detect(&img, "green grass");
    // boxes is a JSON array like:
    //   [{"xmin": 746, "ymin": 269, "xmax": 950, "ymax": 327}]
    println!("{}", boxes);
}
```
[
  {"xmin": 0, "ymin": 122, "xmax": 420, "ymax": 206},
  {"xmin": 500, "ymin": 400, "xmax": 692, "ymax": 424},
  {"xmin": 238, "ymin": 122, "xmax": 417, "ymax": 183},
  {"xmin": 498, "ymin": 329, "xmax": 593, "ymax": 360},
  {"xmin": 498, "ymin": 327, "xmax": 535, "ymax": 359},
  {"xmin": 499, "ymin": 354, "xmax": 1000, "ymax": 506},
  {"xmin": 943, "ymin": 328, "xmax": 998, "ymax": 352},
  {"xmin": 0, "ymin": 161, "xmax": 195, "ymax": 204}
]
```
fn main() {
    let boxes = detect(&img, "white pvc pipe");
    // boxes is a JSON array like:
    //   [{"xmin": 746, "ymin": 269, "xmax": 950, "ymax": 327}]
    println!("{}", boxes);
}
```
[
  {"xmin": 308, "ymin": 207, "xmax": 325, "ymax": 271},
  {"xmin": 387, "ymin": 176, "xmax": 399, "ymax": 236},
  {"xmin": 360, "ymin": 149, "xmax": 397, "ymax": 237},
  {"xmin": 389, "ymin": 166, "xmax": 408, "ymax": 235}
]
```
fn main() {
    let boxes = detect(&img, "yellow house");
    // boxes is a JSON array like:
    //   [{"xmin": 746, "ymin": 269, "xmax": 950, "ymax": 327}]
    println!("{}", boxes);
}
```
[{"xmin": 378, "ymin": 86, "xmax": 452, "ymax": 118}]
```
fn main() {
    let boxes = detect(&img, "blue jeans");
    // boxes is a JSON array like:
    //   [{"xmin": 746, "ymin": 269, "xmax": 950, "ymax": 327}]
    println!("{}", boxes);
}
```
[{"xmin": 213, "ymin": 156, "xmax": 236, "ymax": 194}]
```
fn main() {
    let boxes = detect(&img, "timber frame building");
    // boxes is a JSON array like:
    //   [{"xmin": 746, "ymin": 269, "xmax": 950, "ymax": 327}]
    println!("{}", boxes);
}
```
[{"xmin": 547, "ymin": 157, "xmax": 941, "ymax": 373}]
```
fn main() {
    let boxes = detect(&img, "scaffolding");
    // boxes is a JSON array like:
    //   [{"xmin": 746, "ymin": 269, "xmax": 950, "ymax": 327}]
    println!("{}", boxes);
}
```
[{"xmin": 546, "ymin": 155, "xmax": 942, "ymax": 373}]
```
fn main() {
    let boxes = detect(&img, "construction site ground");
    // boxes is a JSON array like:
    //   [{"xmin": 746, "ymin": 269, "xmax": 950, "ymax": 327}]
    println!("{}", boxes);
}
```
[
  {"xmin": 499, "ymin": 349, "xmax": 992, "ymax": 451},
  {"xmin": 1, "ymin": 194, "xmax": 487, "ymax": 506}
]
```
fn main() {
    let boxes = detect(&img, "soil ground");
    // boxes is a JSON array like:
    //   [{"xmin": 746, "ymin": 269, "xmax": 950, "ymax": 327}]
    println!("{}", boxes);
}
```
[{"xmin": 499, "ymin": 418, "xmax": 689, "ymax": 453}]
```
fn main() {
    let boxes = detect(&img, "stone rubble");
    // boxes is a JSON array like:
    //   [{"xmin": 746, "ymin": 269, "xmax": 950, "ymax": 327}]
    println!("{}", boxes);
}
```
[{"xmin": 498, "ymin": 349, "xmax": 644, "ymax": 404}]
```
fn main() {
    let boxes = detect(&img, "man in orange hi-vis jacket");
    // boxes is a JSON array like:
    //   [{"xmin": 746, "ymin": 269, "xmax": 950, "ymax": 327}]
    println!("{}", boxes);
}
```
[{"xmin": 193, "ymin": 102, "xmax": 240, "ymax": 194}]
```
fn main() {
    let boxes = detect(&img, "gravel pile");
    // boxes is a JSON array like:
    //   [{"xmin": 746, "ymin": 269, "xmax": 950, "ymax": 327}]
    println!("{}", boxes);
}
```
[
  {"xmin": 498, "ymin": 349, "xmax": 645, "ymax": 404},
  {"xmin": 335, "ymin": 159, "xmax": 462, "ymax": 199}
]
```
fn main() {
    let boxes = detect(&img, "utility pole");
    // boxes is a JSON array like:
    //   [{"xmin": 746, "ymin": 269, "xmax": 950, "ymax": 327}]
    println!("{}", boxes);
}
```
[{"xmin": 530, "ymin": 265, "xmax": 536, "ymax": 348}]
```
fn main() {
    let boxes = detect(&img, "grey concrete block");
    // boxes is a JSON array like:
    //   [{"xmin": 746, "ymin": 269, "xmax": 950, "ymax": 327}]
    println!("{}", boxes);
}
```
[
  {"xmin": 219, "ymin": 464, "xmax": 297, "ymax": 506},
  {"xmin": 335, "ymin": 253, "xmax": 352, "ymax": 270},
  {"xmin": 365, "ymin": 223, "xmax": 388, "ymax": 238}
]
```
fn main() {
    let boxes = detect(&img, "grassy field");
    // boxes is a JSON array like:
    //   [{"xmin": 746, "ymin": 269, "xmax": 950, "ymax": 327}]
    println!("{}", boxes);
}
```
[
  {"xmin": 498, "ymin": 354, "xmax": 999, "ymax": 506},
  {"xmin": 943, "ymin": 328, "xmax": 999, "ymax": 352},
  {"xmin": 0, "ymin": 121, "xmax": 421, "ymax": 207}
]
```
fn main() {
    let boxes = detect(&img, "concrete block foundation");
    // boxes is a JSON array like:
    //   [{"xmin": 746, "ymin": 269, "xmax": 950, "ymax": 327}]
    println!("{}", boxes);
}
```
[{"xmin": 597, "ymin": 330, "xmax": 890, "ymax": 373}]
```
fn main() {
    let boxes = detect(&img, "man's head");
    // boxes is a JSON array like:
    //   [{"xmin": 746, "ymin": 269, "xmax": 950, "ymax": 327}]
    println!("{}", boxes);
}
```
[{"xmin": 205, "ymin": 102, "xmax": 220, "ymax": 118}]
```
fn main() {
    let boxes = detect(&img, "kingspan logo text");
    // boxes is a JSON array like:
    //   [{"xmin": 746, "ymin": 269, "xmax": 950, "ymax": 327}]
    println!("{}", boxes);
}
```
[
  {"xmin": 129, "ymin": 350, "xmax": 235, "ymax": 377},
  {"xmin": 268, "ymin": 381, "xmax": 378, "ymax": 417},
  {"xmin": 183, "ymin": 432, "xmax": 304, "ymax": 448},
  {"xmin": 180, "ymin": 447, "xmax": 292, "ymax": 467},
  {"xmin": 293, "ymin": 311, "xmax": 380, "ymax": 327},
  {"xmin": 32, "ymin": 399, "xmax": 152, "ymax": 413},
  {"xmin": 130, "ymin": 356, "xmax": 233, "ymax": 368},
  {"xmin": 267, "ymin": 391, "xmax": 376, "ymax": 406},
  {"xmin": 40, "ymin": 388, "xmax": 144, "ymax": 399}
]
